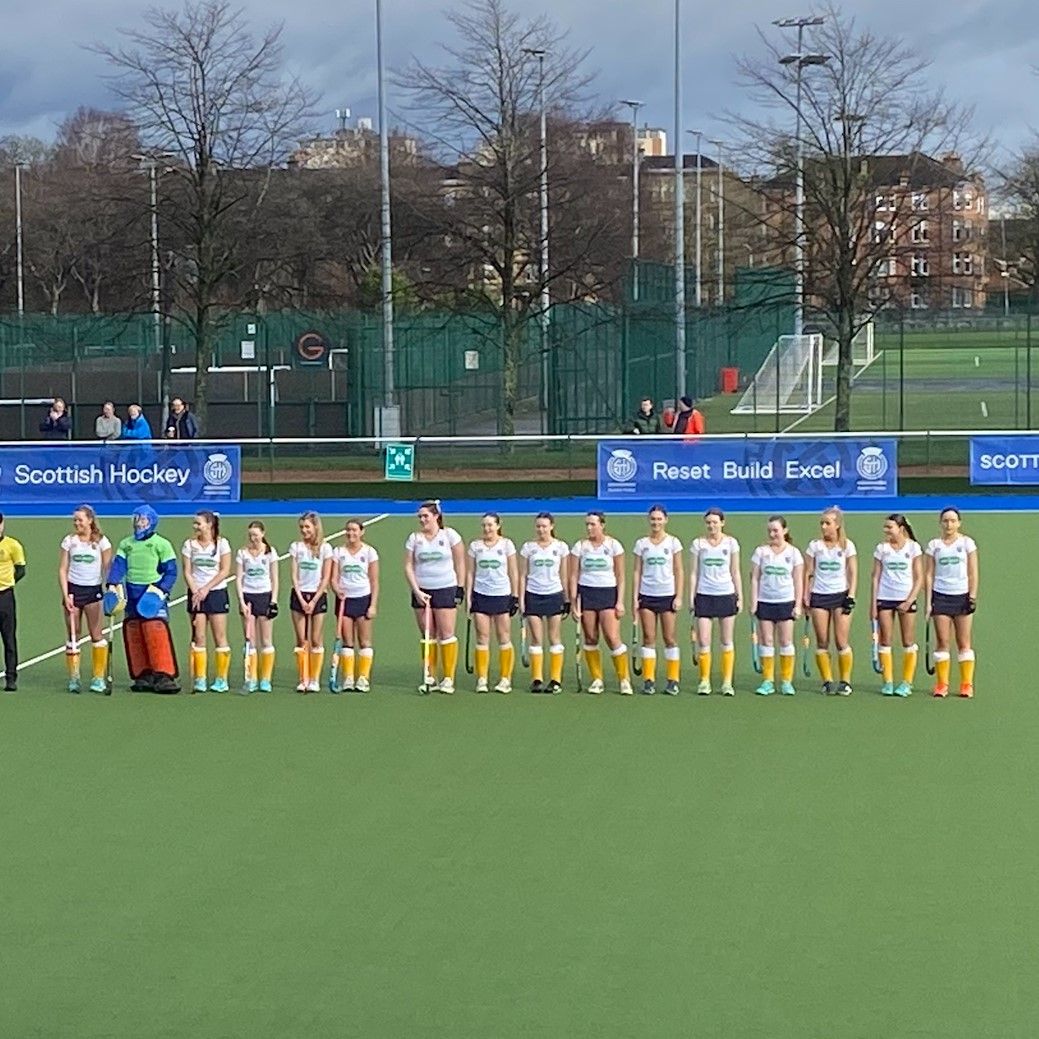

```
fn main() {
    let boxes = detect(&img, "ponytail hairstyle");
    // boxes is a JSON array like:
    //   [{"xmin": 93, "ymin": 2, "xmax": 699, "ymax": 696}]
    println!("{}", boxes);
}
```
[
  {"xmin": 886, "ymin": 513, "xmax": 917, "ymax": 544},
  {"xmin": 419, "ymin": 499, "xmax": 445, "ymax": 529},
  {"xmin": 535, "ymin": 511, "xmax": 556, "ymax": 537},
  {"xmin": 768, "ymin": 514, "xmax": 793, "ymax": 545},
  {"xmin": 248, "ymin": 520, "xmax": 273, "ymax": 554},
  {"xmin": 939, "ymin": 505, "xmax": 964, "ymax": 534},
  {"xmin": 298, "ymin": 510, "xmax": 324, "ymax": 549},
  {"xmin": 482, "ymin": 511, "xmax": 503, "ymax": 535},
  {"xmin": 196, "ymin": 510, "xmax": 221, "ymax": 554},
  {"xmin": 345, "ymin": 518, "xmax": 365, "ymax": 535},
  {"xmin": 75, "ymin": 504, "xmax": 103, "ymax": 547},
  {"xmin": 704, "ymin": 506, "xmax": 726, "ymax": 526},
  {"xmin": 586, "ymin": 510, "xmax": 607, "ymax": 527},
  {"xmin": 822, "ymin": 505, "xmax": 847, "ymax": 551},
  {"xmin": 647, "ymin": 503, "xmax": 669, "ymax": 520}
]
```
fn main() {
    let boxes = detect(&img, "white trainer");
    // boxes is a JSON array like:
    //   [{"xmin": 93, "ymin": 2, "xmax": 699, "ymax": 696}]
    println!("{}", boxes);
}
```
[
  {"xmin": 355, "ymin": 676, "xmax": 370, "ymax": 692},
  {"xmin": 588, "ymin": 678, "xmax": 605, "ymax": 695},
  {"xmin": 494, "ymin": 678, "xmax": 512, "ymax": 694},
  {"xmin": 619, "ymin": 679, "xmax": 633, "ymax": 695},
  {"xmin": 475, "ymin": 677, "xmax": 489, "ymax": 693},
  {"xmin": 438, "ymin": 677, "xmax": 455, "ymax": 694}
]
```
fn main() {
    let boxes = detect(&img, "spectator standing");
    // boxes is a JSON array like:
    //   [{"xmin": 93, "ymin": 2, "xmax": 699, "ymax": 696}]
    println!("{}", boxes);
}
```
[
  {"xmin": 164, "ymin": 397, "xmax": 199, "ymax": 440},
  {"xmin": 671, "ymin": 396, "xmax": 705, "ymax": 436},
  {"xmin": 0, "ymin": 513, "xmax": 27, "ymax": 691},
  {"xmin": 95, "ymin": 401, "xmax": 122, "ymax": 442},
  {"xmin": 122, "ymin": 404, "xmax": 153, "ymax": 440},
  {"xmin": 623, "ymin": 397, "xmax": 663, "ymax": 436},
  {"xmin": 39, "ymin": 397, "xmax": 71, "ymax": 440}
]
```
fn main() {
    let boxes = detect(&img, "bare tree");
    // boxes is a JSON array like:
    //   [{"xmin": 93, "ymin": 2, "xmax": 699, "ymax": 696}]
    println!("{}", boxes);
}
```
[
  {"xmin": 398, "ymin": 0, "xmax": 621, "ymax": 435},
  {"xmin": 999, "ymin": 145, "xmax": 1039, "ymax": 305},
  {"xmin": 732, "ymin": 5, "xmax": 980, "ymax": 430},
  {"xmin": 95, "ymin": 0, "xmax": 316, "ymax": 429}
]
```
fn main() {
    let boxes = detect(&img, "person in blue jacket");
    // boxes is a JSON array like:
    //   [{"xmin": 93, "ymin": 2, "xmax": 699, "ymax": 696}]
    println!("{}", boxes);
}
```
[{"xmin": 121, "ymin": 403, "xmax": 153, "ymax": 440}]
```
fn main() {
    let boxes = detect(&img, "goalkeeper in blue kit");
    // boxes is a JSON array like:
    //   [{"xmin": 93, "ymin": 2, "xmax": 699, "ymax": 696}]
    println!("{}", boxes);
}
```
[{"xmin": 106, "ymin": 505, "xmax": 180, "ymax": 693}]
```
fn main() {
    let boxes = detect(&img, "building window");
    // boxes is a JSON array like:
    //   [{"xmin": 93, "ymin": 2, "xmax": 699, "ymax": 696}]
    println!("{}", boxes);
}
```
[
  {"xmin": 911, "ymin": 221, "xmax": 929, "ymax": 243},
  {"xmin": 875, "ymin": 194, "xmax": 896, "ymax": 211},
  {"xmin": 952, "ymin": 287, "xmax": 973, "ymax": 308},
  {"xmin": 953, "ymin": 252, "xmax": 973, "ymax": 275},
  {"xmin": 873, "ymin": 220, "xmax": 888, "ymax": 244},
  {"xmin": 912, "ymin": 192, "xmax": 929, "ymax": 211},
  {"xmin": 976, "ymin": 194, "xmax": 986, "ymax": 214},
  {"xmin": 875, "ymin": 257, "xmax": 895, "ymax": 278},
  {"xmin": 911, "ymin": 255, "xmax": 930, "ymax": 277},
  {"xmin": 910, "ymin": 291, "xmax": 926, "ymax": 309},
  {"xmin": 953, "ymin": 189, "xmax": 973, "ymax": 211},
  {"xmin": 952, "ymin": 220, "xmax": 969, "ymax": 242}
]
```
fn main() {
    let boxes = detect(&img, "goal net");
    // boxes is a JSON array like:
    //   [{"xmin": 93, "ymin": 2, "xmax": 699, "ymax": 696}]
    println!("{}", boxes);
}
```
[
  {"xmin": 731, "ymin": 333, "xmax": 825, "ymax": 414},
  {"xmin": 821, "ymin": 322, "xmax": 875, "ymax": 368}
]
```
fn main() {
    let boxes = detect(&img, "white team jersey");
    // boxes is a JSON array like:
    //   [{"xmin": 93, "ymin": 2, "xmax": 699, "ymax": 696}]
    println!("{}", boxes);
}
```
[
  {"xmin": 469, "ymin": 537, "xmax": 516, "ymax": 596},
  {"xmin": 752, "ymin": 544, "xmax": 804, "ymax": 603},
  {"xmin": 334, "ymin": 544, "xmax": 379, "ymax": 597},
  {"xmin": 520, "ymin": 539, "xmax": 568, "ymax": 595},
  {"xmin": 691, "ymin": 535, "xmax": 739, "ymax": 596},
  {"xmin": 874, "ymin": 540, "xmax": 921, "ymax": 602},
  {"xmin": 571, "ymin": 537, "xmax": 623, "ymax": 588},
  {"xmin": 927, "ymin": 535, "xmax": 977, "ymax": 595},
  {"xmin": 61, "ymin": 534, "xmax": 111, "ymax": 586},
  {"xmin": 406, "ymin": 527, "xmax": 462, "ymax": 590},
  {"xmin": 236, "ymin": 548, "xmax": 278, "ymax": 595},
  {"xmin": 806, "ymin": 539, "xmax": 857, "ymax": 595},
  {"xmin": 182, "ymin": 537, "xmax": 232, "ymax": 591},
  {"xmin": 290, "ymin": 540, "xmax": 332, "ymax": 593},
  {"xmin": 634, "ymin": 534, "xmax": 682, "ymax": 597}
]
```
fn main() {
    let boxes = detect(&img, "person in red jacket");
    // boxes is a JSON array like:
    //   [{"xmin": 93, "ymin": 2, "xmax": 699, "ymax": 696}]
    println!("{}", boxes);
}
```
[{"xmin": 671, "ymin": 396, "xmax": 705, "ymax": 436}]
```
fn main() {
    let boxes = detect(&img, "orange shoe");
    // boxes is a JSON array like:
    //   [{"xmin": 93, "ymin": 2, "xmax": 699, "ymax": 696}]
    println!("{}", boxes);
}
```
[
  {"xmin": 933, "ymin": 685, "xmax": 949, "ymax": 698},
  {"xmin": 958, "ymin": 684, "xmax": 974, "ymax": 699}
]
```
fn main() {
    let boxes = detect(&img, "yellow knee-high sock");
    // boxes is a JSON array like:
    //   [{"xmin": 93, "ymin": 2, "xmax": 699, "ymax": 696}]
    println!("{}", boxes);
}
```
[
  {"xmin": 91, "ymin": 641, "xmax": 107, "ymax": 681},
  {"xmin": 698, "ymin": 648, "xmax": 712, "ymax": 682},
  {"xmin": 838, "ymin": 647, "xmax": 853, "ymax": 683},
  {"xmin": 340, "ymin": 647, "xmax": 356, "ymax": 685},
  {"xmin": 760, "ymin": 646, "xmax": 775, "ymax": 681},
  {"xmin": 549, "ymin": 644, "xmax": 565, "ymax": 683},
  {"xmin": 259, "ymin": 647, "xmax": 276, "ymax": 682},
  {"xmin": 308, "ymin": 648, "xmax": 325, "ymax": 684},
  {"xmin": 215, "ymin": 646, "xmax": 231, "ymax": 682},
  {"xmin": 357, "ymin": 647, "xmax": 374, "ymax": 680},
  {"xmin": 878, "ymin": 646, "xmax": 893, "ymax": 684},
  {"xmin": 641, "ymin": 648, "xmax": 657, "ymax": 683},
  {"xmin": 529, "ymin": 646, "xmax": 544, "ymax": 682},
  {"xmin": 499, "ymin": 643, "xmax": 515, "ymax": 680},
  {"xmin": 720, "ymin": 644, "xmax": 735, "ymax": 685},
  {"xmin": 583, "ymin": 645, "xmax": 603, "ymax": 681},
  {"xmin": 439, "ymin": 637, "xmax": 458, "ymax": 680},
  {"xmin": 665, "ymin": 646, "xmax": 681, "ymax": 682},
  {"xmin": 66, "ymin": 644, "xmax": 80, "ymax": 679},
  {"xmin": 815, "ymin": 650, "xmax": 833, "ymax": 683},
  {"xmin": 902, "ymin": 644, "xmax": 917, "ymax": 684},
  {"xmin": 294, "ymin": 647, "xmax": 307, "ymax": 685},
  {"xmin": 192, "ymin": 645, "xmax": 208, "ymax": 683},
  {"xmin": 245, "ymin": 648, "xmax": 257, "ymax": 683},
  {"xmin": 934, "ymin": 651, "xmax": 951, "ymax": 687},
  {"xmin": 958, "ymin": 649, "xmax": 975, "ymax": 687},
  {"xmin": 475, "ymin": 645, "xmax": 490, "ymax": 680},
  {"xmin": 779, "ymin": 647, "xmax": 796, "ymax": 682},
  {"xmin": 611, "ymin": 644, "xmax": 630, "ymax": 681}
]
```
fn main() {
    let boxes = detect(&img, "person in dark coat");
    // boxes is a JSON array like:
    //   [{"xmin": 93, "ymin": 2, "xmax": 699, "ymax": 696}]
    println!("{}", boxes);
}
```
[
  {"xmin": 39, "ymin": 397, "xmax": 72, "ymax": 440},
  {"xmin": 671, "ymin": 396, "xmax": 705, "ymax": 436},
  {"xmin": 623, "ymin": 397, "xmax": 663, "ymax": 436},
  {"xmin": 164, "ymin": 398, "xmax": 199, "ymax": 440}
]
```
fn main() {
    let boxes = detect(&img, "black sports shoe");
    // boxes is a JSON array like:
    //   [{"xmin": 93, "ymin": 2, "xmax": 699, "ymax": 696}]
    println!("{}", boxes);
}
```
[
  {"xmin": 821, "ymin": 681, "xmax": 835, "ymax": 695},
  {"xmin": 4, "ymin": 681, "xmax": 16, "ymax": 692},
  {"xmin": 836, "ymin": 681, "xmax": 852, "ymax": 697},
  {"xmin": 153, "ymin": 674, "xmax": 181, "ymax": 694},
  {"xmin": 530, "ymin": 679, "xmax": 544, "ymax": 694},
  {"xmin": 546, "ymin": 680, "xmax": 562, "ymax": 694}
]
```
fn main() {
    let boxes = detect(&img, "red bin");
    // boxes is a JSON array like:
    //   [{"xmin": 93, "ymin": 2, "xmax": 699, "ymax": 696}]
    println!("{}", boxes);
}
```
[{"xmin": 719, "ymin": 366, "xmax": 740, "ymax": 394}]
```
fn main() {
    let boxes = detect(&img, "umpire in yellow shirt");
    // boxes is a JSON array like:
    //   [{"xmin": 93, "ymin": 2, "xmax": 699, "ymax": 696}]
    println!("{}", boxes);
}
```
[{"xmin": 0, "ymin": 514, "xmax": 27, "ymax": 691}]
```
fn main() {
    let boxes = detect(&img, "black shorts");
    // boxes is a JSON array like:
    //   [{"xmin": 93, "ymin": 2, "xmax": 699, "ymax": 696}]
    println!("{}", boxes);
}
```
[
  {"xmin": 524, "ymin": 591, "xmax": 565, "ymax": 617},
  {"xmin": 335, "ymin": 594, "xmax": 372, "ymax": 620},
  {"xmin": 756, "ymin": 600, "xmax": 795, "ymax": 623},
  {"xmin": 877, "ymin": 598, "xmax": 917, "ymax": 614},
  {"xmin": 242, "ymin": 592, "xmax": 272, "ymax": 619},
  {"xmin": 639, "ymin": 594, "xmax": 676, "ymax": 614},
  {"xmin": 578, "ymin": 585, "xmax": 618, "ymax": 613},
  {"xmin": 188, "ymin": 588, "xmax": 230, "ymax": 616},
  {"xmin": 471, "ymin": 592, "xmax": 511, "ymax": 616},
  {"xmin": 68, "ymin": 583, "xmax": 102, "ymax": 609},
  {"xmin": 694, "ymin": 593, "xmax": 738, "ymax": 619},
  {"xmin": 931, "ymin": 592, "xmax": 971, "ymax": 617},
  {"xmin": 411, "ymin": 586, "xmax": 457, "ymax": 611},
  {"xmin": 290, "ymin": 589, "xmax": 328, "ymax": 614},
  {"xmin": 810, "ymin": 591, "xmax": 848, "ymax": 611}
]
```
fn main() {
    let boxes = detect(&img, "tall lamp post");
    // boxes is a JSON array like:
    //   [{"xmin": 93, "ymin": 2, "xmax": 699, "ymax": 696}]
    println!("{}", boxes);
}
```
[
  {"xmin": 376, "ymin": 0, "xmax": 397, "ymax": 428},
  {"xmin": 619, "ymin": 99, "xmax": 644, "ymax": 301},
  {"xmin": 776, "ymin": 15, "xmax": 828, "ymax": 336},
  {"xmin": 673, "ymin": 0, "xmax": 686, "ymax": 395},
  {"xmin": 524, "ymin": 47, "xmax": 550, "ymax": 431},
  {"xmin": 708, "ymin": 139, "xmax": 726, "ymax": 305},
  {"xmin": 14, "ymin": 163, "xmax": 25, "ymax": 317},
  {"xmin": 686, "ymin": 129, "xmax": 703, "ymax": 308}
]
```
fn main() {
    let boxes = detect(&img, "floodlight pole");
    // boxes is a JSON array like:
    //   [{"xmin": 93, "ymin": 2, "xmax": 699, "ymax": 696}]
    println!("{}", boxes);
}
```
[
  {"xmin": 686, "ymin": 129, "xmax": 703, "ymax": 308},
  {"xmin": 620, "ymin": 99, "xmax": 644, "ymax": 301},
  {"xmin": 708, "ymin": 139, "xmax": 726, "ymax": 305},
  {"xmin": 673, "ymin": 0, "xmax": 686, "ymax": 396},
  {"xmin": 14, "ymin": 163, "xmax": 24, "ymax": 317},
  {"xmin": 376, "ymin": 0, "xmax": 396, "ymax": 410}
]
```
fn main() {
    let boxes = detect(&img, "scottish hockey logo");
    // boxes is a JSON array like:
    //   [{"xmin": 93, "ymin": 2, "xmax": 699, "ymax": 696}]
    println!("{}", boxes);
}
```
[
  {"xmin": 855, "ymin": 446, "xmax": 889, "ymax": 490},
  {"xmin": 203, "ymin": 453, "xmax": 234, "ymax": 497},
  {"xmin": 605, "ymin": 449, "xmax": 638, "ymax": 492}
]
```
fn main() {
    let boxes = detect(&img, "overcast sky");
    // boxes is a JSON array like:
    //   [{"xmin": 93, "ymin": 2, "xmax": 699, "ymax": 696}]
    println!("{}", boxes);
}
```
[{"xmin": 2, "ymin": 0, "xmax": 1037, "ymax": 159}]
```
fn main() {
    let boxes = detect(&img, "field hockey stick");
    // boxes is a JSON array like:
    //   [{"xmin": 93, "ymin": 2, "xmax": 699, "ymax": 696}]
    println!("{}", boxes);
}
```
[
  {"xmin": 871, "ymin": 619, "xmax": 882, "ymax": 674},
  {"xmin": 689, "ymin": 608, "xmax": 700, "ymax": 666},
  {"xmin": 420, "ymin": 598, "xmax": 434, "ymax": 693},
  {"xmin": 750, "ymin": 626, "xmax": 761, "ymax": 674},
  {"xmin": 300, "ymin": 609, "xmax": 313, "ymax": 693},
  {"xmin": 520, "ymin": 622, "xmax": 529, "ymax": 668},
  {"xmin": 801, "ymin": 615, "xmax": 812, "ymax": 678},
  {"xmin": 464, "ymin": 612, "xmax": 474, "ymax": 675},
  {"xmin": 573, "ymin": 613, "xmax": 584, "ymax": 692},
  {"xmin": 242, "ymin": 607, "xmax": 255, "ymax": 693},
  {"xmin": 631, "ymin": 617, "xmax": 642, "ymax": 676},
  {"xmin": 104, "ymin": 608, "xmax": 115, "ymax": 696},
  {"xmin": 925, "ymin": 622, "xmax": 935, "ymax": 676},
  {"xmin": 329, "ymin": 588, "xmax": 347, "ymax": 692},
  {"xmin": 65, "ymin": 605, "xmax": 79, "ymax": 690}
]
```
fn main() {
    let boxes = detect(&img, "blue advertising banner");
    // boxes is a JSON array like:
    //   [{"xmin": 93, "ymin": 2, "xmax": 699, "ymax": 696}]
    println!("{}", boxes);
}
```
[
  {"xmin": 598, "ymin": 438, "xmax": 897, "ymax": 500},
  {"xmin": 969, "ymin": 436, "xmax": 1039, "ymax": 485},
  {"xmin": 0, "ymin": 444, "xmax": 241, "ymax": 503}
]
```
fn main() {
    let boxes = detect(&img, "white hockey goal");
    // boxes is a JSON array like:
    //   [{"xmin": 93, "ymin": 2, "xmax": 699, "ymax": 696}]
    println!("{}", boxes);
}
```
[{"xmin": 730, "ymin": 333, "xmax": 825, "ymax": 415}]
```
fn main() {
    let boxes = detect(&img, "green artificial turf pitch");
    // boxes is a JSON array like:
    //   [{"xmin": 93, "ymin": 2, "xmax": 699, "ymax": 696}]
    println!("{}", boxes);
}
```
[{"xmin": 0, "ymin": 510, "xmax": 1035, "ymax": 1038}]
